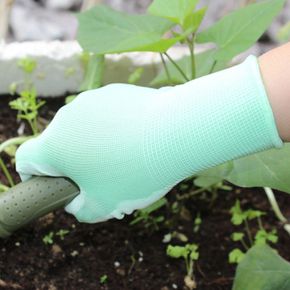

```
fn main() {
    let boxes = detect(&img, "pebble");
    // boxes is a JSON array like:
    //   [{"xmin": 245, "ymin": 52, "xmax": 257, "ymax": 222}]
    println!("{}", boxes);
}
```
[
  {"xmin": 114, "ymin": 261, "xmax": 120, "ymax": 267},
  {"xmin": 70, "ymin": 250, "xmax": 79, "ymax": 257},
  {"xmin": 116, "ymin": 268, "xmax": 126, "ymax": 276},
  {"xmin": 51, "ymin": 244, "xmax": 62, "ymax": 256}
]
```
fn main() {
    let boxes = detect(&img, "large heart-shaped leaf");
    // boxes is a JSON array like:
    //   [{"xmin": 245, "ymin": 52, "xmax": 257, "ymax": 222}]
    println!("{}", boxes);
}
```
[
  {"xmin": 197, "ymin": 144, "xmax": 290, "ymax": 193},
  {"xmin": 77, "ymin": 5, "xmax": 178, "ymax": 54},
  {"xmin": 233, "ymin": 245, "xmax": 290, "ymax": 290},
  {"xmin": 196, "ymin": 0, "xmax": 286, "ymax": 61}
]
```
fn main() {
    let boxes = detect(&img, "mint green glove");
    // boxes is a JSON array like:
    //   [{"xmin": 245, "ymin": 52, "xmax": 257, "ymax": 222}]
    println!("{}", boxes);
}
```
[{"xmin": 15, "ymin": 55, "xmax": 283, "ymax": 223}]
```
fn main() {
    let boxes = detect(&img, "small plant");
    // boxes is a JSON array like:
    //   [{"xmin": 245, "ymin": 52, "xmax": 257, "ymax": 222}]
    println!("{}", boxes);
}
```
[
  {"xmin": 9, "ymin": 57, "xmax": 45, "ymax": 135},
  {"xmin": 193, "ymin": 213, "xmax": 202, "ymax": 233},
  {"xmin": 167, "ymin": 243, "xmax": 199, "ymax": 289},
  {"xmin": 56, "ymin": 229, "xmax": 70, "ymax": 240},
  {"xmin": 130, "ymin": 197, "xmax": 166, "ymax": 231},
  {"xmin": 228, "ymin": 200, "xmax": 278, "ymax": 264},
  {"xmin": 99, "ymin": 274, "xmax": 108, "ymax": 284},
  {"xmin": 42, "ymin": 232, "xmax": 54, "ymax": 245}
]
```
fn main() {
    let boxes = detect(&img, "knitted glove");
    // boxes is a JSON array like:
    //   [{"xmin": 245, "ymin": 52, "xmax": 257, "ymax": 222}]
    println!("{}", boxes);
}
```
[{"xmin": 15, "ymin": 55, "xmax": 283, "ymax": 223}]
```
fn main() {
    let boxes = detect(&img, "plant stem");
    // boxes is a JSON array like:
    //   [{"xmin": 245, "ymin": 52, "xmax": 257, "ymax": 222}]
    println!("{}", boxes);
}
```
[
  {"xmin": 240, "ymin": 238, "xmax": 249, "ymax": 251},
  {"xmin": 0, "ymin": 136, "xmax": 34, "ymax": 153},
  {"xmin": 0, "ymin": 136, "xmax": 35, "ymax": 187},
  {"xmin": 187, "ymin": 39, "xmax": 196, "ymax": 80},
  {"xmin": 177, "ymin": 186, "xmax": 211, "ymax": 200},
  {"xmin": 244, "ymin": 219, "xmax": 253, "ymax": 245},
  {"xmin": 188, "ymin": 259, "xmax": 194, "ymax": 278},
  {"xmin": 257, "ymin": 216, "xmax": 264, "ymax": 231},
  {"xmin": 264, "ymin": 187, "xmax": 290, "ymax": 235},
  {"xmin": 0, "ymin": 157, "xmax": 14, "ymax": 187},
  {"xmin": 209, "ymin": 60, "xmax": 217, "ymax": 74},
  {"xmin": 159, "ymin": 53, "xmax": 172, "ymax": 84},
  {"xmin": 164, "ymin": 52, "xmax": 190, "ymax": 82}
]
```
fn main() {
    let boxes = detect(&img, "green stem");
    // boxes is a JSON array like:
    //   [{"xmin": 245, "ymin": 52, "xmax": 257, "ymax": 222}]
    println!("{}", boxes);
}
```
[
  {"xmin": 244, "ymin": 219, "xmax": 253, "ymax": 246},
  {"xmin": 0, "ymin": 157, "xmax": 14, "ymax": 187},
  {"xmin": 159, "ymin": 53, "xmax": 172, "ymax": 84},
  {"xmin": 187, "ymin": 39, "xmax": 196, "ymax": 80},
  {"xmin": 257, "ymin": 216, "xmax": 264, "ymax": 231},
  {"xmin": 240, "ymin": 237, "xmax": 249, "ymax": 251},
  {"xmin": 264, "ymin": 187, "xmax": 290, "ymax": 235},
  {"xmin": 188, "ymin": 258, "xmax": 194, "ymax": 277},
  {"xmin": 0, "ymin": 136, "xmax": 34, "ymax": 153},
  {"xmin": 177, "ymin": 186, "xmax": 212, "ymax": 200},
  {"xmin": 209, "ymin": 60, "xmax": 217, "ymax": 74},
  {"xmin": 0, "ymin": 136, "xmax": 35, "ymax": 187},
  {"xmin": 164, "ymin": 52, "xmax": 190, "ymax": 82}
]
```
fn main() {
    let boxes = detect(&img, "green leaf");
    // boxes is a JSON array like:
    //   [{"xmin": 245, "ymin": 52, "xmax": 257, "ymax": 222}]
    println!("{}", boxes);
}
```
[
  {"xmin": 195, "ymin": 161, "xmax": 233, "ymax": 188},
  {"xmin": 233, "ymin": 245, "xmax": 290, "ymax": 290},
  {"xmin": 196, "ymin": 144, "xmax": 290, "ymax": 194},
  {"xmin": 17, "ymin": 58, "xmax": 37, "ymax": 74},
  {"xmin": 230, "ymin": 200, "xmax": 245, "ymax": 226},
  {"xmin": 227, "ymin": 144, "xmax": 290, "ymax": 193},
  {"xmin": 183, "ymin": 7, "xmax": 207, "ymax": 32},
  {"xmin": 232, "ymin": 232, "xmax": 245, "ymax": 242},
  {"xmin": 77, "ymin": 5, "xmax": 178, "ymax": 54},
  {"xmin": 148, "ymin": 0, "xmax": 198, "ymax": 26},
  {"xmin": 245, "ymin": 209, "xmax": 265, "ymax": 220},
  {"xmin": 229, "ymin": 248, "xmax": 245, "ymax": 264},
  {"xmin": 255, "ymin": 230, "xmax": 278, "ymax": 245},
  {"xmin": 128, "ymin": 67, "xmax": 144, "ymax": 84},
  {"xmin": 196, "ymin": 0, "xmax": 286, "ymax": 61},
  {"xmin": 167, "ymin": 245, "xmax": 187, "ymax": 259}
]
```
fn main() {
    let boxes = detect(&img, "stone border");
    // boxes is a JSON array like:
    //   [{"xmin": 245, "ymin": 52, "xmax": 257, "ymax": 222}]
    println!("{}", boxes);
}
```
[
  {"xmin": 0, "ymin": 41, "xmax": 191, "ymax": 97},
  {"xmin": 0, "ymin": 40, "xmax": 273, "ymax": 97}
]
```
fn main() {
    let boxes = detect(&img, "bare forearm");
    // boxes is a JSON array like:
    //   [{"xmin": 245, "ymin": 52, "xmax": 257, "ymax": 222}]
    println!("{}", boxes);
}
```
[{"xmin": 258, "ymin": 42, "xmax": 290, "ymax": 142}]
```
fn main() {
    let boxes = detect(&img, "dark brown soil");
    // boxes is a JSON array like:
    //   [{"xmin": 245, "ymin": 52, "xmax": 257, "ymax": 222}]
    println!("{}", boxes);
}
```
[{"xmin": 0, "ymin": 95, "xmax": 289, "ymax": 290}]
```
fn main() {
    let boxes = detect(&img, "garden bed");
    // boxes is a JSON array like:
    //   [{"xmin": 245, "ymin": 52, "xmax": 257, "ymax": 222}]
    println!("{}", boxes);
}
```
[{"xmin": 0, "ymin": 94, "xmax": 289, "ymax": 290}]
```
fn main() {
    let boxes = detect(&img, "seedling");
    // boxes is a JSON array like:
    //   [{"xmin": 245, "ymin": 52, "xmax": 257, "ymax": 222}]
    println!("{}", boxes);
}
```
[
  {"xmin": 228, "ymin": 200, "xmax": 278, "ymax": 264},
  {"xmin": 130, "ymin": 197, "xmax": 166, "ymax": 231},
  {"xmin": 99, "ymin": 274, "xmax": 108, "ymax": 284},
  {"xmin": 9, "ymin": 57, "xmax": 45, "ymax": 135},
  {"xmin": 167, "ymin": 243, "xmax": 199, "ymax": 289},
  {"xmin": 42, "ymin": 232, "xmax": 54, "ymax": 245},
  {"xmin": 56, "ymin": 229, "xmax": 70, "ymax": 240}
]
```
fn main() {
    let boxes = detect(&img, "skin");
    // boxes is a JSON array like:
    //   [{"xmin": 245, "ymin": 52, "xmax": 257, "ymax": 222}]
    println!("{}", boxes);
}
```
[{"xmin": 258, "ymin": 41, "xmax": 290, "ymax": 142}]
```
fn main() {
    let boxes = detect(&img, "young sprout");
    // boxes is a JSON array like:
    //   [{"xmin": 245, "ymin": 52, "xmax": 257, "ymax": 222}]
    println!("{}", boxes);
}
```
[
  {"xmin": 167, "ymin": 243, "xmax": 199, "ymax": 289},
  {"xmin": 130, "ymin": 197, "xmax": 166, "ymax": 231},
  {"xmin": 56, "ymin": 229, "xmax": 70, "ymax": 240},
  {"xmin": 43, "ymin": 232, "xmax": 54, "ymax": 245},
  {"xmin": 9, "ymin": 57, "xmax": 45, "ymax": 135},
  {"xmin": 193, "ymin": 213, "xmax": 202, "ymax": 233},
  {"xmin": 229, "ymin": 200, "xmax": 278, "ymax": 264},
  {"xmin": 99, "ymin": 274, "xmax": 108, "ymax": 284},
  {"xmin": 229, "ymin": 248, "xmax": 245, "ymax": 264}
]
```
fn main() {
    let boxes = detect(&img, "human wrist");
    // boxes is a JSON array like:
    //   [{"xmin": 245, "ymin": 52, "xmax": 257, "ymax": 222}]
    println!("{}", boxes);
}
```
[{"xmin": 258, "ymin": 42, "xmax": 290, "ymax": 142}]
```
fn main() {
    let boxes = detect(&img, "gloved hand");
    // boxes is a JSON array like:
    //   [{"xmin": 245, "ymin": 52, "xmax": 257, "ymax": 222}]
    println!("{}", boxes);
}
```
[{"xmin": 15, "ymin": 55, "xmax": 283, "ymax": 223}]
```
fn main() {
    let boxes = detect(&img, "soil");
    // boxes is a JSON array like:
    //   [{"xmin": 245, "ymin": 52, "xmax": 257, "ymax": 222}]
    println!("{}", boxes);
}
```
[{"xmin": 0, "ymin": 94, "xmax": 289, "ymax": 290}]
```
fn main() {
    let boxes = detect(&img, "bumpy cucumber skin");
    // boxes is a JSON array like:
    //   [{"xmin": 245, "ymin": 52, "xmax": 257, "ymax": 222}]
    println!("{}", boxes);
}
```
[{"xmin": 0, "ymin": 176, "xmax": 79, "ymax": 238}]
